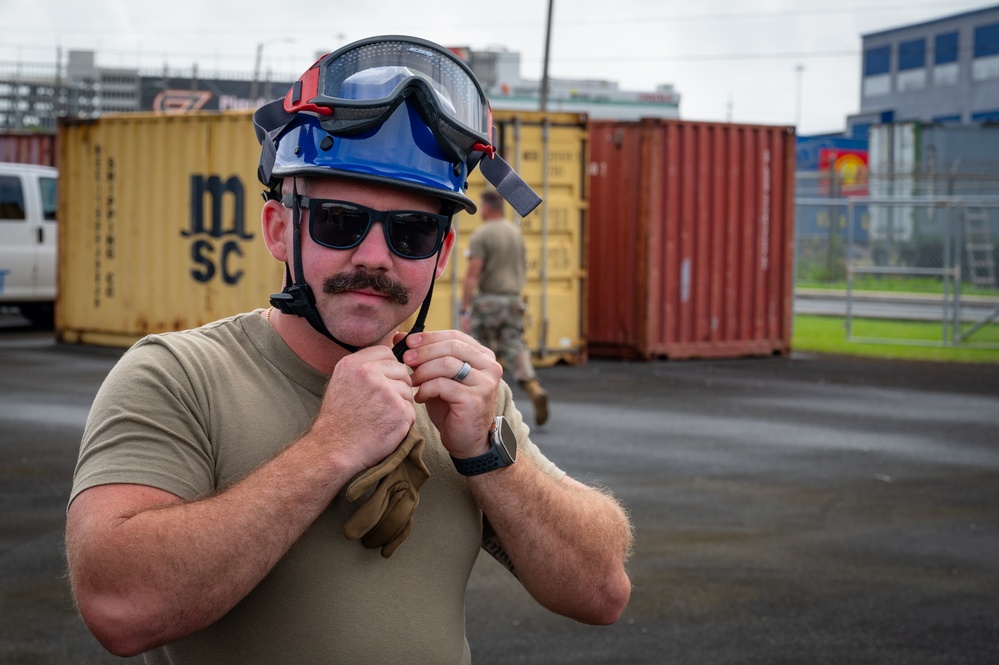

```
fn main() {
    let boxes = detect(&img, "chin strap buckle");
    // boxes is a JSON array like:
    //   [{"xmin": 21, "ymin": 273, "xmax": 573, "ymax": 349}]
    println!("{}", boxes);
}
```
[{"xmin": 269, "ymin": 284, "xmax": 315, "ymax": 316}]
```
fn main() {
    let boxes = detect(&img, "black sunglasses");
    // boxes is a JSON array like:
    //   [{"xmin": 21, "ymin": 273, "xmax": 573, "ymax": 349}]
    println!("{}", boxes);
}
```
[{"xmin": 282, "ymin": 195, "xmax": 451, "ymax": 260}]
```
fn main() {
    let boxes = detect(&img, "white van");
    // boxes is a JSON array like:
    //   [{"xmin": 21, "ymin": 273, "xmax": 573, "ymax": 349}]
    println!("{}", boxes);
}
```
[{"xmin": 0, "ymin": 162, "xmax": 58, "ymax": 325}]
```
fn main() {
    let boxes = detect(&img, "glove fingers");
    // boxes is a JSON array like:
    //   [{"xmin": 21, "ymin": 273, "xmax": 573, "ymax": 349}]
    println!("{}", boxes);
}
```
[
  {"xmin": 343, "ymin": 485, "xmax": 392, "ymax": 540},
  {"xmin": 362, "ymin": 487, "xmax": 419, "ymax": 548},
  {"xmin": 343, "ymin": 428, "xmax": 429, "ymax": 556},
  {"xmin": 379, "ymin": 519, "xmax": 414, "ymax": 558}
]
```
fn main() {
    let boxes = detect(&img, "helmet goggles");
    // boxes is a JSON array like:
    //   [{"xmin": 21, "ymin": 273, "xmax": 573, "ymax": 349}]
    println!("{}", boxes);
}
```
[{"xmin": 286, "ymin": 36, "xmax": 493, "ymax": 165}]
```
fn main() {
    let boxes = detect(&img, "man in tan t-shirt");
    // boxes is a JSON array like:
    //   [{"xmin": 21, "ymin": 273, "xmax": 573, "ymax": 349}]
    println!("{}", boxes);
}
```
[
  {"xmin": 461, "ymin": 190, "xmax": 550, "ymax": 426},
  {"xmin": 65, "ymin": 36, "xmax": 631, "ymax": 664}
]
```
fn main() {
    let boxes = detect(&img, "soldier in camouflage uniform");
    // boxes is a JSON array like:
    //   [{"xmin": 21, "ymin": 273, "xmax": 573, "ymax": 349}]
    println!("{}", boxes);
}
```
[{"xmin": 461, "ymin": 190, "xmax": 549, "ymax": 425}]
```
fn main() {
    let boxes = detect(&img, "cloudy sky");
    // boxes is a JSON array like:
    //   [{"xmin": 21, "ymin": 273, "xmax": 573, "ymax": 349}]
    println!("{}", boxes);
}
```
[{"xmin": 3, "ymin": 0, "xmax": 994, "ymax": 134}]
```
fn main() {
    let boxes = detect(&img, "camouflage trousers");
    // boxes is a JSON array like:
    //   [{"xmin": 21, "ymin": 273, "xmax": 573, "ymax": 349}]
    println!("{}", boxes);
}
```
[{"xmin": 469, "ymin": 294, "xmax": 536, "ymax": 383}]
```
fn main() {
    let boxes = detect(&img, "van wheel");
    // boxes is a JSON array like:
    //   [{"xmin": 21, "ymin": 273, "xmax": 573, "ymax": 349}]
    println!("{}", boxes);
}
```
[{"xmin": 19, "ymin": 303, "xmax": 55, "ymax": 328}]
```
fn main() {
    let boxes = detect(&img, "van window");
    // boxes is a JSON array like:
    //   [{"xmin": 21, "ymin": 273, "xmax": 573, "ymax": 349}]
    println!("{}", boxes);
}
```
[
  {"xmin": 0, "ymin": 175, "xmax": 26, "ymax": 220},
  {"xmin": 39, "ymin": 176, "xmax": 57, "ymax": 221}
]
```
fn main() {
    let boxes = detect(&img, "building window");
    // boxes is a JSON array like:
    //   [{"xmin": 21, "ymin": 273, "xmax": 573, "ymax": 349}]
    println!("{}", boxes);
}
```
[
  {"xmin": 899, "ymin": 38, "xmax": 926, "ymax": 70},
  {"xmin": 971, "ymin": 108, "xmax": 999, "ymax": 122},
  {"xmin": 933, "ymin": 32, "xmax": 960, "ymax": 86},
  {"xmin": 863, "ymin": 45, "xmax": 892, "ymax": 96},
  {"xmin": 864, "ymin": 45, "xmax": 891, "ymax": 76},
  {"xmin": 935, "ymin": 32, "xmax": 959, "ymax": 64},
  {"xmin": 974, "ymin": 22, "xmax": 999, "ymax": 57},
  {"xmin": 897, "ymin": 38, "xmax": 927, "ymax": 91},
  {"xmin": 850, "ymin": 122, "xmax": 872, "ymax": 140},
  {"xmin": 973, "ymin": 22, "xmax": 999, "ymax": 80}
]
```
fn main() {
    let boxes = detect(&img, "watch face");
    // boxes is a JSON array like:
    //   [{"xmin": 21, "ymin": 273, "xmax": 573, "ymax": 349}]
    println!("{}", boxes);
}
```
[{"xmin": 494, "ymin": 416, "xmax": 517, "ymax": 464}]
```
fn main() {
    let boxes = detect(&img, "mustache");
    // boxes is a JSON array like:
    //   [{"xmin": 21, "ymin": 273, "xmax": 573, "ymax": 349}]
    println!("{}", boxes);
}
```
[{"xmin": 322, "ymin": 270, "xmax": 410, "ymax": 305}]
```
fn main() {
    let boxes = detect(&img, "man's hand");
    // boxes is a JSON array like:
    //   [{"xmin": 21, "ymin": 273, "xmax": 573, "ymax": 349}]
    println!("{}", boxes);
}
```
[
  {"xmin": 400, "ymin": 331, "xmax": 502, "ymax": 458},
  {"xmin": 314, "ymin": 345, "xmax": 417, "ymax": 474}
]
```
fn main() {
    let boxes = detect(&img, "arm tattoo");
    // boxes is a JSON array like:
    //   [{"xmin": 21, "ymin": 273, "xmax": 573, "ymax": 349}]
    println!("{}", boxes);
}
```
[
  {"xmin": 482, "ymin": 535, "xmax": 517, "ymax": 578},
  {"xmin": 481, "ymin": 517, "xmax": 517, "ymax": 577}
]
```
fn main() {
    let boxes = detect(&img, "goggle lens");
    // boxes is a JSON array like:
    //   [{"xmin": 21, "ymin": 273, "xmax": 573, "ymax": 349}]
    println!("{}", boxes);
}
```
[
  {"xmin": 316, "ymin": 37, "xmax": 489, "ymax": 139},
  {"xmin": 288, "ymin": 196, "xmax": 449, "ymax": 259}
]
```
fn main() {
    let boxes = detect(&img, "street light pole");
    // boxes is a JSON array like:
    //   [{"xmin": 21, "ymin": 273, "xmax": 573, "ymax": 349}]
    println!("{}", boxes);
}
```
[{"xmin": 251, "ymin": 38, "xmax": 294, "ymax": 101}]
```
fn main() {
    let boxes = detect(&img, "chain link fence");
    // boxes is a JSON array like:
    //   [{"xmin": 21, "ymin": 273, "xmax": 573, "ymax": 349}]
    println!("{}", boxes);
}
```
[{"xmin": 795, "ymin": 171, "xmax": 999, "ymax": 348}]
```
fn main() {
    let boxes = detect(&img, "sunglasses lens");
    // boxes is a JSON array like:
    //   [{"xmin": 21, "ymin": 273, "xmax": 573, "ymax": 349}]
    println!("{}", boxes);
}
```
[
  {"xmin": 312, "ymin": 203, "xmax": 370, "ymax": 249},
  {"xmin": 305, "ymin": 199, "xmax": 444, "ymax": 258},
  {"xmin": 387, "ymin": 213, "xmax": 442, "ymax": 258}
]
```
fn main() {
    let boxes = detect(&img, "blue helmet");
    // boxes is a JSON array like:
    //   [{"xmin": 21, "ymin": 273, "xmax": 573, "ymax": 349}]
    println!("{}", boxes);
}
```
[
  {"xmin": 253, "ymin": 36, "xmax": 541, "ymax": 361},
  {"xmin": 254, "ymin": 35, "xmax": 541, "ymax": 218},
  {"xmin": 267, "ymin": 83, "xmax": 475, "ymax": 213}
]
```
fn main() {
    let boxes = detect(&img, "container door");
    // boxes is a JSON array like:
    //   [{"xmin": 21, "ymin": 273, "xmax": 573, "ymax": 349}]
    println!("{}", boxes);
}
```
[{"xmin": 0, "ymin": 173, "xmax": 37, "ymax": 299}]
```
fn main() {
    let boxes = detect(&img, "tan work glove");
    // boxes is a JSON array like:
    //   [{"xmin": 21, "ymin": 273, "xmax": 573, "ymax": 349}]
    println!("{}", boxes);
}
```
[{"xmin": 343, "ymin": 427, "xmax": 430, "ymax": 558}]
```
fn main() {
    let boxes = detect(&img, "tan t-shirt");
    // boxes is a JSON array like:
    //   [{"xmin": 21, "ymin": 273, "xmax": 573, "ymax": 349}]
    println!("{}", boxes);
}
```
[
  {"xmin": 467, "ymin": 219, "xmax": 526, "ymax": 295},
  {"xmin": 71, "ymin": 311, "xmax": 563, "ymax": 664}
]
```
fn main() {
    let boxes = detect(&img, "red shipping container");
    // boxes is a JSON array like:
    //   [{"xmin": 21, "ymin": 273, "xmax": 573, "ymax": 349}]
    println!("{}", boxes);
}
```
[
  {"xmin": 0, "ymin": 132, "xmax": 57, "ymax": 167},
  {"xmin": 587, "ymin": 118, "xmax": 796, "ymax": 360}
]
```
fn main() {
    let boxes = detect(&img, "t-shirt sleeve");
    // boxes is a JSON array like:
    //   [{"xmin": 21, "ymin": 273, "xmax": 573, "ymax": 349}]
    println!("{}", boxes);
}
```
[
  {"xmin": 467, "ymin": 228, "xmax": 486, "ymax": 261},
  {"xmin": 69, "ymin": 338, "xmax": 217, "ymax": 507}
]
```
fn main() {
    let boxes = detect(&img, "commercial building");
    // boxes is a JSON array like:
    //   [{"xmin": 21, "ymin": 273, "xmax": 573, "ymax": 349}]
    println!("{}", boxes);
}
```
[
  {"xmin": 0, "ymin": 46, "xmax": 680, "ymax": 133},
  {"xmin": 848, "ymin": 4, "xmax": 999, "ymax": 138},
  {"xmin": 458, "ymin": 47, "xmax": 679, "ymax": 120}
]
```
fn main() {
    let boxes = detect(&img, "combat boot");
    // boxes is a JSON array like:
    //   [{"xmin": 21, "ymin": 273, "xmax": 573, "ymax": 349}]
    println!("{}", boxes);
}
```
[{"xmin": 519, "ymin": 379, "xmax": 549, "ymax": 426}]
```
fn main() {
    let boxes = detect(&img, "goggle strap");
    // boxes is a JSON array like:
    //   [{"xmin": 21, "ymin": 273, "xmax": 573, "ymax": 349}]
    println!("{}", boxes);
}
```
[
  {"xmin": 479, "ymin": 153, "xmax": 543, "ymax": 218},
  {"xmin": 254, "ymin": 99, "xmax": 298, "ymax": 190}
]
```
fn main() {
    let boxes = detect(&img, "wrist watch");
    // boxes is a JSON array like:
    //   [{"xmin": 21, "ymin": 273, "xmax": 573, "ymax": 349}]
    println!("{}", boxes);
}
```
[{"xmin": 451, "ymin": 416, "xmax": 518, "ymax": 476}]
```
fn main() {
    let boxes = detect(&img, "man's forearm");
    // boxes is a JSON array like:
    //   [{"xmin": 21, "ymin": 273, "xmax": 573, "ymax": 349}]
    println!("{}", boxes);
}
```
[{"xmin": 469, "ymin": 454, "xmax": 633, "ymax": 624}]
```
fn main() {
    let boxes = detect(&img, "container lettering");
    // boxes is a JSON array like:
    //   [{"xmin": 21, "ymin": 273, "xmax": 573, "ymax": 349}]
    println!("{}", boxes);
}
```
[{"xmin": 185, "ymin": 174, "xmax": 253, "ymax": 285}]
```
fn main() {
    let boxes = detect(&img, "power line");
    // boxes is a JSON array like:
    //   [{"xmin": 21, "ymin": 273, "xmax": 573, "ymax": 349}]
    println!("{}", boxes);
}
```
[
  {"xmin": 554, "ymin": 50, "xmax": 861, "ymax": 64},
  {"xmin": 551, "ymin": 1, "xmax": 992, "ymax": 25},
  {"xmin": 10, "ymin": 1, "xmax": 987, "ymax": 36}
]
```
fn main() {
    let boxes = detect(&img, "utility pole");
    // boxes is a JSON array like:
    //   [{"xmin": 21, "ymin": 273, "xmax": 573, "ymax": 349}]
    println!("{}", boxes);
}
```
[
  {"xmin": 539, "ymin": 0, "xmax": 554, "ymax": 111},
  {"xmin": 794, "ymin": 63, "xmax": 805, "ymax": 129},
  {"xmin": 251, "ymin": 38, "xmax": 293, "ymax": 101}
]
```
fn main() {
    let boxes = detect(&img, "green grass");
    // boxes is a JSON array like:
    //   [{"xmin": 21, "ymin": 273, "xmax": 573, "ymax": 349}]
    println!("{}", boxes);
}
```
[
  {"xmin": 797, "ymin": 277, "xmax": 999, "ymax": 297},
  {"xmin": 792, "ymin": 314, "xmax": 999, "ymax": 364}
]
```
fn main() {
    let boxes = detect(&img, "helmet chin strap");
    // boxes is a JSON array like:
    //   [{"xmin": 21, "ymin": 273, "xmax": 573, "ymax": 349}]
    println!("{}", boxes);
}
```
[{"xmin": 268, "ymin": 179, "xmax": 441, "ymax": 363}]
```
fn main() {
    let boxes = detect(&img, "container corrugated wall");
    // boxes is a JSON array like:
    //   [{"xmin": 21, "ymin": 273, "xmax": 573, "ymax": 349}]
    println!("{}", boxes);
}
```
[
  {"xmin": 588, "ymin": 118, "xmax": 795, "ymax": 360},
  {"xmin": 0, "ymin": 132, "xmax": 57, "ymax": 166},
  {"xmin": 57, "ymin": 112, "xmax": 280, "ymax": 346},
  {"xmin": 408, "ymin": 110, "xmax": 589, "ymax": 366},
  {"xmin": 57, "ymin": 109, "xmax": 587, "ymax": 363}
]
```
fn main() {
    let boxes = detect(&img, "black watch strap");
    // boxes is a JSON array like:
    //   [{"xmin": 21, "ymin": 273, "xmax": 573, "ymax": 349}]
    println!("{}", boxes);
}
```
[
  {"xmin": 451, "ymin": 447, "xmax": 507, "ymax": 476},
  {"xmin": 451, "ymin": 417, "xmax": 515, "ymax": 476}
]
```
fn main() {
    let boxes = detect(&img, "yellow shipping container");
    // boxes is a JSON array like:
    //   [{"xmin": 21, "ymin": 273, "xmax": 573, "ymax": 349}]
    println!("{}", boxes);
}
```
[
  {"xmin": 408, "ymin": 111, "xmax": 589, "ymax": 366},
  {"xmin": 57, "ymin": 109, "xmax": 587, "ymax": 365}
]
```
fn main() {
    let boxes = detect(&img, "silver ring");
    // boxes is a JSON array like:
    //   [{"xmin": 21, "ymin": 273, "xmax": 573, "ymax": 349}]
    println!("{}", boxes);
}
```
[{"xmin": 452, "ymin": 361, "xmax": 472, "ymax": 383}]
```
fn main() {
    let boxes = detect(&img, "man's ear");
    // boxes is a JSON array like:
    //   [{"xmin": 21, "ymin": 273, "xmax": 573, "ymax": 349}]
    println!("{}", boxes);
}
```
[
  {"xmin": 261, "ymin": 199, "xmax": 290, "ymax": 262},
  {"xmin": 435, "ymin": 227, "xmax": 457, "ymax": 279}
]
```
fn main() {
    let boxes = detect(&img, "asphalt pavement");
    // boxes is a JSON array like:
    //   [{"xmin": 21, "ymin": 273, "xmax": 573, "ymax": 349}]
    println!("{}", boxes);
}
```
[{"xmin": 2, "ymin": 312, "xmax": 998, "ymax": 664}]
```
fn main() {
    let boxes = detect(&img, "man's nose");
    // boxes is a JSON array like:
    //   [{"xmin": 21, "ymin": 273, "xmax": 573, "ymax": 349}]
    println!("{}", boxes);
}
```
[{"xmin": 350, "ymin": 221, "xmax": 394, "ymax": 269}]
